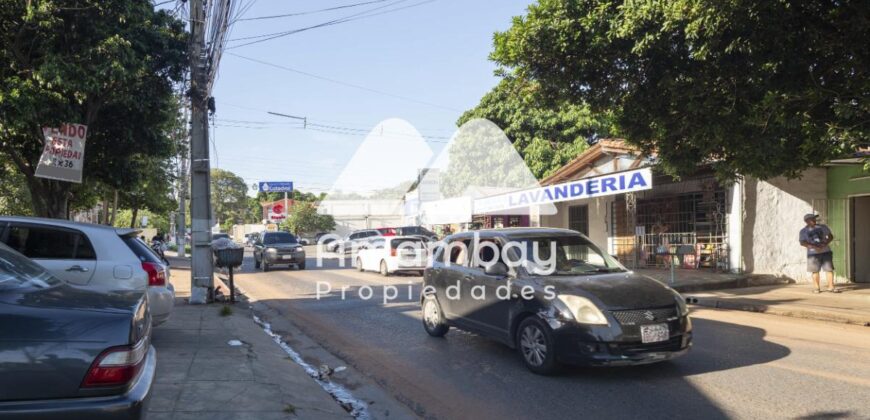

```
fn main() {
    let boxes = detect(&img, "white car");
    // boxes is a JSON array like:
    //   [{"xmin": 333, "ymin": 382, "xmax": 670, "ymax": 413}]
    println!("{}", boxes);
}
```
[
  {"xmin": 0, "ymin": 216, "xmax": 175, "ymax": 325},
  {"xmin": 326, "ymin": 229, "xmax": 382, "ymax": 253},
  {"xmin": 355, "ymin": 236, "xmax": 427, "ymax": 276}
]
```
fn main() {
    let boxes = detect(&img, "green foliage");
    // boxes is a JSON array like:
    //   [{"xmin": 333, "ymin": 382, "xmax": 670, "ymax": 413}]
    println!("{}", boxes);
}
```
[
  {"xmin": 113, "ymin": 209, "xmax": 170, "ymax": 233},
  {"xmin": 459, "ymin": 77, "xmax": 618, "ymax": 179},
  {"xmin": 211, "ymin": 168, "xmax": 249, "ymax": 227},
  {"xmin": 219, "ymin": 305, "xmax": 232, "ymax": 317},
  {"xmin": 280, "ymin": 202, "xmax": 336, "ymax": 235},
  {"xmin": 0, "ymin": 0, "xmax": 188, "ymax": 217},
  {"xmin": 490, "ymin": 0, "xmax": 869, "ymax": 180},
  {"xmin": 0, "ymin": 161, "xmax": 33, "ymax": 215}
]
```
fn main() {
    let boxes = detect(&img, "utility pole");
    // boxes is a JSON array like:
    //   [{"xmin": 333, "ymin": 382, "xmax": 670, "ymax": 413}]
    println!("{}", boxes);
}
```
[{"xmin": 188, "ymin": 0, "xmax": 214, "ymax": 304}]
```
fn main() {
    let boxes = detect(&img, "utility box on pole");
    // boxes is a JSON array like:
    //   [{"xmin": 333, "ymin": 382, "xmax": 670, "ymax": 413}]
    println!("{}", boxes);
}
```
[{"xmin": 188, "ymin": 0, "xmax": 214, "ymax": 304}]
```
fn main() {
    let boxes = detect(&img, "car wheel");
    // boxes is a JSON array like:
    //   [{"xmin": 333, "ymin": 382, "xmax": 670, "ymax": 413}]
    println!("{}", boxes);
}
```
[
  {"xmin": 422, "ymin": 296, "xmax": 449, "ymax": 337},
  {"xmin": 517, "ymin": 317, "xmax": 559, "ymax": 375},
  {"xmin": 380, "ymin": 260, "xmax": 389, "ymax": 276},
  {"xmin": 262, "ymin": 260, "xmax": 270, "ymax": 272},
  {"xmin": 298, "ymin": 261, "xmax": 306, "ymax": 270},
  {"xmin": 356, "ymin": 258, "xmax": 364, "ymax": 272},
  {"xmin": 254, "ymin": 254, "xmax": 261, "ymax": 269}
]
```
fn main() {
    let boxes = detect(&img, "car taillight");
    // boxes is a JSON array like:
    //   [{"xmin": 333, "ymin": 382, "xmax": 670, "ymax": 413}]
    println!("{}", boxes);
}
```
[
  {"xmin": 82, "ymin": 339, "xmax": 149, "ymax": 388},
  {"xmin": 142, "ymin": 261, "xmax": 166, "ymax": 286}
]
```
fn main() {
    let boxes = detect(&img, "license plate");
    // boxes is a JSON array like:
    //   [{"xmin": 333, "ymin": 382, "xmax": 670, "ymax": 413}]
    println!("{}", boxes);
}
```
[
  {"xmin": 640, "ymin": 323, "xmax": 669, "ymax": 343},
  {"xmin": 281, "ymin": 255, "xmax": 292, "ymax": 260}
]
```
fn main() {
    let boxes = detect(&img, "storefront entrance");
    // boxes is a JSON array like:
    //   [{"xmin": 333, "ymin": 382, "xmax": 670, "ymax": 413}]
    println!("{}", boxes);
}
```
[{"xmin": 851, "ymin": 195, "xmax": 870, "ymax": 283}]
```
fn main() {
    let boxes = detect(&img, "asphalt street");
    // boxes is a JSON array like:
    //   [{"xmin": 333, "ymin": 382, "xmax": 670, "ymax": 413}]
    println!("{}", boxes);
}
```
[{"xmin": 232, "ymin": 249, "xmax": 870, "ymax": 420}]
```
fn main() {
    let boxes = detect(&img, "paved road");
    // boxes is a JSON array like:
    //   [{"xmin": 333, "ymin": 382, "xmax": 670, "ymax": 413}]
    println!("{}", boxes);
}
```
[{"xmin": 233, "ymin": 251, "xmax": 870, "ymax": 419}]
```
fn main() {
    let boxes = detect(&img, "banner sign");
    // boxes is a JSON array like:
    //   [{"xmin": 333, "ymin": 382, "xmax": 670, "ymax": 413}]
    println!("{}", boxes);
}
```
[
  {"xmin": 269, "ymin": 203, "xmax": 286, "ymax": 221},
  {"xmin": 473, "ymin": 167, "xmax": 653, "ymax": 214},
  {"xmin": 258, "ymin": 181, "xmax": 293, "ymax": 193},
  {"xmin": 34, "ymin": 123, "xmax": 88, "ymax": 183}
]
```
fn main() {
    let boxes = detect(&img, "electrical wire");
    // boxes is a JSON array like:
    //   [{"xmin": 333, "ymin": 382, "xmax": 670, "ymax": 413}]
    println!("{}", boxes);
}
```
[
  {"xmin": 225, "ymin": 0, "xmax": 435, "ymax": 49},
  {"xmin": 225, "ymin": 52, "xmax": 460, "ymax": 112},
  {"xmin": 236, "ymin": 0, "xmax": 391, "ymax": 22}
]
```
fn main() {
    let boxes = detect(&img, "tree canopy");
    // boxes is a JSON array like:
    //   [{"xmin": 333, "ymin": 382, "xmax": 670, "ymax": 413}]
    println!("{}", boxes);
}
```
[
  {"xmin": 280, "ymin": 202, "xmax": 336, "ymax": 236},
  {"xmin": 211, "ymin": 168, "xmax": 249, "ymax": 230},
  {"xmin": 459, "ymin": 76, "xmax": 618, "ymax": 179},
  {"xmin": 0, "ymin": 0, "xmax": 188, "ymax": 217},
  {"xmin": 489, "ymin": 0, "xmax": 869, "ymax": 180}
]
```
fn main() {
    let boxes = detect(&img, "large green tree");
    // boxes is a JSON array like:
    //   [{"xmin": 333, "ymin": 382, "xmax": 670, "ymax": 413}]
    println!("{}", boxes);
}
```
[
  {"xmin": 490, "ymin": 0, "xmax": 869, "ymax": 180},
  {"xmin": 280, "ymin": 202, "xmax": 336, "ymax": 236},
  {"xmin": 211, "ymin": 168, "xmax": 249, "ymax": 229},
  {"xmin": 0, "ymin": 0, "xmax": 187, "ymax": 217},
  {"xmin": 459, "ymin": 76, "xmax": 618, "ymax": 179}
]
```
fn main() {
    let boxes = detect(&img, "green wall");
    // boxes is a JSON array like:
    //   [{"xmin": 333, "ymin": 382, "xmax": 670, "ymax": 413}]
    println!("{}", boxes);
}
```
[{"xmin": 827, "ymin": 165, "xmax": 870, "ymax": 281}]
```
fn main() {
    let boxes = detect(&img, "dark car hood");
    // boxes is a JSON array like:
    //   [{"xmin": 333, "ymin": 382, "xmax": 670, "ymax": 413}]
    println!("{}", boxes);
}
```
[
  {"xmin": 0, "ymin": 285, "xmax": 143, "ymax": 401},
  {"xmin": 533, "ymin": 272, "xmax": 676, "ymax": 310}
]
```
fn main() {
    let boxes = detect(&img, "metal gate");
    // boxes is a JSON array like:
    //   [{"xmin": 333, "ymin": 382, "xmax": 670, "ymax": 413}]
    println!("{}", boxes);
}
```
[{"xmin": 813, "ymin": 199, "xmax": 848, "ymax": 282}]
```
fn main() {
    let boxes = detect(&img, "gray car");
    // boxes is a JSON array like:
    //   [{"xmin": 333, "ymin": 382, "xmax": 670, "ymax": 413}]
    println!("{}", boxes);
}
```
[
  {"xmin": 0, "ymin": 243, "xmax": 155, "ymax": 419},
  {"xmin": 252, "ymin": 231, "xmax": 306, "ymax": 271}
]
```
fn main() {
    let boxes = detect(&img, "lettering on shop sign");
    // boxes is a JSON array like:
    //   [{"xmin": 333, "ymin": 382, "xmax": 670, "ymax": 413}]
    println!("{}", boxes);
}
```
[{"xmin": 473, "ymin": 168, "xmax": 653, "ymax": 213}]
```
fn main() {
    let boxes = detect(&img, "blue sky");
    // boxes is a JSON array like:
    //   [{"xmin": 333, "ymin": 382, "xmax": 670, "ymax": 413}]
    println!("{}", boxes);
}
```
[{"xmin": 198, "ymin": 0, "xmax": 531, "ymax": 195}]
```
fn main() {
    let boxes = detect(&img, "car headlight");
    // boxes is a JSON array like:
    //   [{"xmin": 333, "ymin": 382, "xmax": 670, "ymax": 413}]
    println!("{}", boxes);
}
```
[
  {"xmin": 671, "ymin": 289, "xmax": 689, "ymax": 316},
  {"xmin": 294, "ymin": 246, "xmax": 303, "ymax": 252},
  {"xmin": 555, "ymin": 295, "xmax": 608, "ymax": 325},
  {"xmin": 266, "ymin": 247, "xmax": 277, "ymax": 254}
]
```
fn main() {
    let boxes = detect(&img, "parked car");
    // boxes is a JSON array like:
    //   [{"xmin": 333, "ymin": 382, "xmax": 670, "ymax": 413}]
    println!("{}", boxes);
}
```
[
  {"xmin": 420, "ymin": 227, "xmax": 692, "ymax": 375},
  {"xmin": 0, "ymin": 242, "xmax": 156, "ymax": 419},
  {"xmin": 376, "ymin": 227, "xmax": 398, "ymax": 236},
  {"xmin": 0, "ymin": 216, "xmax": 175, "ymax": 325},
  {"xmin": 314, "ymin": 232, "xmax": 335, "ymax": 246},
  {"xmin": 356, "ymin": 236, "xmax": 427, "ymax": 276},
  {"xmin": 397, "ymin": 225, "xmax": 438, "ymax": 240},
  {"xmin": 325, "ymin": 229, "xmax": 381, "ymax": 253},
  {"xmin": 252, "ymin": 231, "xmax": 306, "ymax": 271},
  {"xmin": 212, "ymin": 232, "xmax": 230, "ymax": 241}
]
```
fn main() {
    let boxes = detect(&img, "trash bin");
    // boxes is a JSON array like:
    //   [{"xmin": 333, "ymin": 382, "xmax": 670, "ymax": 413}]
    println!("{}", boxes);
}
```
[{"xmin": 213, "ymin": 247, "xmax": 244, "ymax": 268}]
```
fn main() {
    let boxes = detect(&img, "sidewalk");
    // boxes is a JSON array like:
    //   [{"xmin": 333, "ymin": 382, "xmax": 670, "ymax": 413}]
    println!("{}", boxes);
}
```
[
  {"xmin": 635, "ymin": 268, "xmax": 791, "ymax": 293},
  {"xmin": 147, "ymin": 258, "xmax": 351, "ymax": 419},
  {"xmin": 687, "ymin": 283, "xmax": 870, "ymax": 326}
]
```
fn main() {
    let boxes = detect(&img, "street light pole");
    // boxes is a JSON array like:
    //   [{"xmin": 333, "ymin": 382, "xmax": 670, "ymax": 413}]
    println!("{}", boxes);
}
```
[{"xmin": 188, "ymin": 0, "xmax": 214, "ymax": 304}]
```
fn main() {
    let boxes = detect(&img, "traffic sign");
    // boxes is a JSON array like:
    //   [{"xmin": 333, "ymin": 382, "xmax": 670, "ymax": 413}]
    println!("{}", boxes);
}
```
[{"xmin": 258, "ymin": 181, "xmax": 293, "ymax": 193}]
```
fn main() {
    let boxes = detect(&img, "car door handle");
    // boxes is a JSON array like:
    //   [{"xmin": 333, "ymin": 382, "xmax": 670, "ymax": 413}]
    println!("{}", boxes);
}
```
[{"xmin": 66, "ymin": 265, "xmax": 89, "ymax": 273}]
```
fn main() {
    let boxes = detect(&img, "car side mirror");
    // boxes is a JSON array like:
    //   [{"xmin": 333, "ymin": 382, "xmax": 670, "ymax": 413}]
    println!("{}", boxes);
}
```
[{"xmin": 485, "ymin": 262, "xmax": 508, "ymax": 277}]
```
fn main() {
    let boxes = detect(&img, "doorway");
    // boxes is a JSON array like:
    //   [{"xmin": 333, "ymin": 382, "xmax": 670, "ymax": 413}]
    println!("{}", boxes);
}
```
[{"xmin": 851, "ymin": 196, "xmax": 870, "ymax": 283}]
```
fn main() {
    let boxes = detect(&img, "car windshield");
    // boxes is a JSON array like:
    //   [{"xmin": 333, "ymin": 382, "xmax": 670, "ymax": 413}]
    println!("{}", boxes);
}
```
[
  {"xmin": 264, "ymin": 232, "xmax": 297, "ymax": 244},
  {"xmin": 0, "ymin": 243, "xmax": 62, "ymax": 290},
  {"xmin": 510, "ymin": 235, "xmax": 625, "ymax": 276}
]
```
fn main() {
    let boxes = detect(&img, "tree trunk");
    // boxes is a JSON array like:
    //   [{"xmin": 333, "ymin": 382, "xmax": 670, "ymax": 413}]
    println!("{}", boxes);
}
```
[
  {"xmin": 101, "ymin": 197, "xmax": 109, "ymax": 224},
  {"xmin": 27, "ymin": 178, "xmax": 70, "ymax": 219},
  {"xmin": 109, "ymin": 189, "xmax": 119, "ymax": 226},
  {"xmin": 130, "ymin": 207, "xmax": 139, "ymax": 229}
]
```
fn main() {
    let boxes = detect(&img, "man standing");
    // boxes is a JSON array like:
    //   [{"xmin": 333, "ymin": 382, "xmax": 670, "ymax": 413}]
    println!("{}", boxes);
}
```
[{"xmin": 799, "ymin": 214, "xmax": 839, "ymax": 293}]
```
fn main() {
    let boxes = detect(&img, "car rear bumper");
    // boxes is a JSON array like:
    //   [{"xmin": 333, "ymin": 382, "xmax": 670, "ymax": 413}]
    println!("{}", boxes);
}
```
[
  {"xmin": 0, "ymin": 345, "xmax": 156, "ymax": 419},
  {"xmin": 147, "ymin": 283, "xmax": 175, "ymax": 326}
]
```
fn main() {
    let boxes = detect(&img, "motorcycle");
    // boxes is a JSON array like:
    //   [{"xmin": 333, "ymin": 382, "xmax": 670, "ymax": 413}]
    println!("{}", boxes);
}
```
[{"xmin": 151, "ymin": 239, "xmax": 170, "ymax": 265}]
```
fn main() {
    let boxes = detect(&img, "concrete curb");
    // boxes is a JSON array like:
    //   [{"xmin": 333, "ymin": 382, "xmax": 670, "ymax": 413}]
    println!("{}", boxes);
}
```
[
  {"xmin": 671, "ymin": 276, "xmax": 792, "ymax": 293},
  {"xmin": 690, "ymin": 299, "xmax": 870, "ymax": 327}
]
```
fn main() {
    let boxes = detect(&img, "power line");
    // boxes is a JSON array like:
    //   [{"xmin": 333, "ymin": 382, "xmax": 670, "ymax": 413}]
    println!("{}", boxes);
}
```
[
  {"xmin": 236, "ymin": 0, "xmax": 391, "ymax": 21},
  {"xmin": 225, "ymin": 52, "xmax": 461, "ymax": 112},
  {"xmin": 225, "ymin": 0, "xmax": 435, "ymax": 49}
]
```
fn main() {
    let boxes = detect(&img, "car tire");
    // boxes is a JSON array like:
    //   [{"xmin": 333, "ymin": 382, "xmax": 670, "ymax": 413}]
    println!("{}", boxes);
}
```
[
  {"xmin": 421, "ymin": 296, "xmax": 449, "ymax": 337},
  {"xmin": 254, "ymin": 255, "xmax": 261, "ymax": 269},
  {"xmin": 380, "ymin": 260, "xmax": 389, "ymax": 276},
  {"xmin": 298, "ymin": 261, "xmax": 306, "ymax": 270},
  {"xmin": 516, "ymin": 317, "xmax": 559, "ymax": 375},
  {"xmin": 356, "ymin": 258, "xmax": 364, "ymax": 272},
  {"xmin": 262, "ymin": 260, "xmax": 270, "ymax": 272}
]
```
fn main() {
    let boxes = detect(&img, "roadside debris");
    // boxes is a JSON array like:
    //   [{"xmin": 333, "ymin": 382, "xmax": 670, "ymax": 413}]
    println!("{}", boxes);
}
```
[
  {"xmin": 227, "ymin": 339, "xmax": 243, "ymax": 346},
  {"xmin": 253, "ymin": 315, "xmax": 370, "ymax": 419}
]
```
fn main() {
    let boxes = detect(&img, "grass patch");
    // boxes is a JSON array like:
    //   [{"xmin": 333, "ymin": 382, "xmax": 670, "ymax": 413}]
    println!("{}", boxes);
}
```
[
  {"xmin": 219, "ymin": 305, "xmax": 233, "ymax": 317},
  {"xmin": 283, "ymin": 404, "xmax": 296, "ymax": 414}
]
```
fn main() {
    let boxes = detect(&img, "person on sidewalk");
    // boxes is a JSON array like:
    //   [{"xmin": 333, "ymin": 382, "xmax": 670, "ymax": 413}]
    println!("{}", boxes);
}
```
[{"xmin": 799, "ymin": 213, "xmax": 839, "ymax": 293}]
